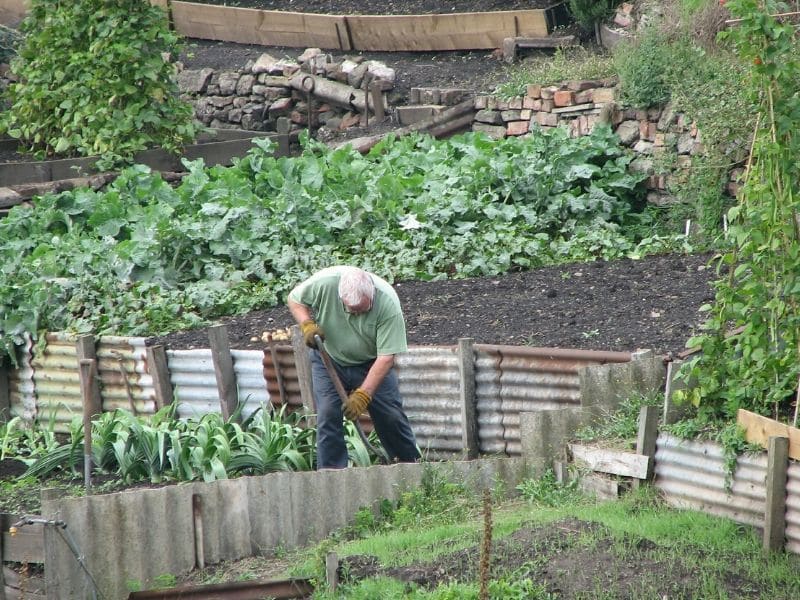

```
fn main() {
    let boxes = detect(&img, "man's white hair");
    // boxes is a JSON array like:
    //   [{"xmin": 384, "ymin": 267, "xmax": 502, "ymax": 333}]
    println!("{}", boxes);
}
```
[{"xmin": 338, "ymin": 267, "xmax": 374, "ymax": 306}]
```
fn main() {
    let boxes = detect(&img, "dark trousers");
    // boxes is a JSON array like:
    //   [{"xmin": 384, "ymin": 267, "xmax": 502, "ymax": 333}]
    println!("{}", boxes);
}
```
[{"xmin": 310, "ymin": 350, "xmax": 420, "ymax": 469}]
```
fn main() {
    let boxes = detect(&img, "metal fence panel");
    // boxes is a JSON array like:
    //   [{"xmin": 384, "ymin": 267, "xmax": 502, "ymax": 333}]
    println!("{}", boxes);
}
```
[
  {"xmin": 654, "ymin": 433, "xmax": 767, "ymax": 527},
  {"xmin": 474, "ymin": 345, "xmax": 630, "ymax": 455},
  {"xmin": 167, "ymin": 348, "xmax": 268, "ymax": 420},
  {"xmin": 786, "ymin": 460, "xmax": 800, "ymax": 555},
  {"xmin": 396, "ymin": 346, "xmax": 462, "ymax": 456}
]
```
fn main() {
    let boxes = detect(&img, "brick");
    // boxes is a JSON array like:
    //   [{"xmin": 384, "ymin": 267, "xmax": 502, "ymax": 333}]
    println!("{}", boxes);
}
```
[
  {"xmin": 592, "ymin": 87, "xmax": 616, "ymax": 104},
  {"xmin": 508, "ymin": 97, "xmax": 523, "ymax": 110},
  {"xmin": 473, "ymin": 123, "xmax": 507, "ymax": 139},
  {"xmin": 575, "ymin": 90, "xmax": 593, "ymax": 104},
  {"xmin": 540, "ymin": 99, "xmax": 554, "ymax": 112},
  {"xmin": 268, "ymin": 97, "xmax": 293, "ymax": 114},
  {"xmin": 418, "ymin": 88, "xmax": 441, "ymax": 104},
  {"xmin": 496, "ymin": 100, "xmax": 509, "ymax": 111},
  {"xmin": 540, "ymin": 85, "xmax": 559, "ymax": 100},
  {"xmin": 500, "ymin": 110, "xmax": 522, "ymax": 122},
  {"xmin": 475, "ymin": 109, "xmax": 503, "ymax": 125},
  {"xmin": 520, "ymin": 109, "xmax": 532, "ymax": 120},
  {"xmin": 522, "ymin": 96, "xmax": 537, "ymax": 109},
  {"xmin": 506, "ymin": 121, "xmax": 530, "ymax": 136},
  {"xmin": 536, "ymin": 112, "xmax": 558, "ymax": 127},
  {"xmin": 474, "ymin": 95, "xmax": 488, "ymax": 109},
  {"xmin": 396, "ymin": 105, "xmax": 441, "ymax": 125}
]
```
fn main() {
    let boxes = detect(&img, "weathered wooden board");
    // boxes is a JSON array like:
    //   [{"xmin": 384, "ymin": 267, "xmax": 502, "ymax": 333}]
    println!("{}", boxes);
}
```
[
  {"xmin": 0, "ymin": 131, "xmax": 286, "ymax": 187},
  {"xmin": 171, "ymin": 2, "xmax": 349, "ymax": 50},
  {"xmin": 347, "ymin": 11, "xmax": 548, "ymax": 51},
  {"xmin": 0, "ymin": 0, "xmax": 28, "ymax": 27},
  {"xmin": 737, "ymin": 408, "xmax": 800, "ymax": 461},
  {"xmin": 0, "ymin": 515, "xmax": 44, "ymax": 564},
  {"xmin": 569, "ymin": 443, "xmax": 651, "ymax": 479}
]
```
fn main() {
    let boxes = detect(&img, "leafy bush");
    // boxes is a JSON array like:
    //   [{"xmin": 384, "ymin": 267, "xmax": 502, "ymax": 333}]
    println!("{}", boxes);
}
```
[
  {"xmin": 0, "ymin": 128, "xmax": 685, "ymax": 362},
  {"xmin": 613, "ymin": 27, "xmax": 673, "ymax": 108},
  {"xmin": 0, "ymin": 0, "xmax": 201, "ymax": 168},
  {"xmin": 567, "ymin": 0, "xmax": 620, "ymax": 34}
]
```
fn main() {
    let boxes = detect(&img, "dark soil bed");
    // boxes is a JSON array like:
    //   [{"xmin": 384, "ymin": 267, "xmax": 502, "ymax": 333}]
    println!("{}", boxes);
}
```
[
  {"xmin": 147, "ymin": 252, "xmax": 718, "ymax": 359},
  {"xmin": 191, "ymin": 0, "xmax": 556, "ymax": 15}
]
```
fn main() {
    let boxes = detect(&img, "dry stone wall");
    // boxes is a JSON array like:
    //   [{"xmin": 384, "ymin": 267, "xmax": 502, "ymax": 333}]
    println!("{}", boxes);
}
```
[
  {"xmin": 177, "ymin": 49, "xmax": 729, "ymax": 205},
  {"xmin": 465, "ymin": 80, "xmax": 712, "ymax": 204},
  {"xmin": 176, "ymin": 48, "xmax": 396, "ymax": 134}
]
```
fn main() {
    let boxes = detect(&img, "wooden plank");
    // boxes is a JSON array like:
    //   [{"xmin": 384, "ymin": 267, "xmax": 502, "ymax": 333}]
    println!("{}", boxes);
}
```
[
  {"xmin": 291, "ymin": 325, "xmax": 315, "ymax": 426},
  {"xmin": 0, "ymin": 0, "xmax": 28, "ymax": 27},
  {"xmin": 145, "ymin": 344, "xmax": 173, "ymax": 411},
  {"xmin": 171, "ymin": 2, "xmax": 346, "ymax": 50},
  {"xmin": 0, "ymin": 361, "xmax": 9, "ymax": 422},
  {"xmin": 458, "ymin": 338, "xmax": 478, "ymax": 459},
  {"xmin": 208, "ymin": 325, "xmax": 238, "ymax": 421},
  {"xmin": 0, "ymin": 529, "xmax": 44, "ymax": 564},
  {"xmin": 75, "ymin": 335, "xmax": 102, "ymax": 417},
  {"xmin": 737, "ymin": 408, "xmax": 800, "ymax": 461},
  {"xmin": 569, "ymin": 443, "xmax": 651, "ymax": 479},
  {"xmin": 764, "ymin": 436, "xmax": 789, "ymax": 553},
  {"xmin": 347, "ymin": 11, "xmax": 548, "ymax": 51}
]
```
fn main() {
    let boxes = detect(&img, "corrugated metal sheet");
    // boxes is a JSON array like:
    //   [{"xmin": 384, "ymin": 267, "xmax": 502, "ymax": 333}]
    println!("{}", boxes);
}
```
[
  {"xmin": 96, "ymin": 335, "xmax": 154, "ymax": 416},
  {"xmin": 786, "ymin": 460, "xmax": 800, "ymax": 555},
  {"xmin": 167, "ymin": 348, "xmax": 268, "ymax": 420},
  {"xmin": 30, "ymin": 333, "xmax": 81, "ymax": 430},
  {"xmin": 25, "ymin": 334, "xmax": 155, "ymax": 431},
  {"xmin": 474, "ymin": 344, "xmax": 631, "ymax": 455},
  {"xmin": 654, "ymin": 433, "xmax": 767, "ymax": 527},
  {"xmin": 396, "ymin": 346, "xmax": 463, "ymax": 455},
  {"xmin": 262, "ymin": 343, "xmax": 303, "ymax": 411}
]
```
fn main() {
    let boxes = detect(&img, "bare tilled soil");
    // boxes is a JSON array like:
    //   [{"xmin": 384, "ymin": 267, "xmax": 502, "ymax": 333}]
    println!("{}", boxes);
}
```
[
  {"xmin": 190, "ymin": 0, "xmax": 556, "ymax": 15},
  {"xmin": 148, "ymin": 252, "xmax": 718, "ymax": 360}
]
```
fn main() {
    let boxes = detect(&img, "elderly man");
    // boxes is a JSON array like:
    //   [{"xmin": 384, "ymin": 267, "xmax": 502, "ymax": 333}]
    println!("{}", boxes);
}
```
[{"xmin": 287, "ymin": 265, "xmax": 420, "ymax": 469}]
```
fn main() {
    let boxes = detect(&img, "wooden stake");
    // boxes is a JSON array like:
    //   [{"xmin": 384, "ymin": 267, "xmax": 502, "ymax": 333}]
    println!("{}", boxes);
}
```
[
  {"xmin": 208, "ymin": 324, "xmax": 238, "ymax": 421},
  {"xmin": 78, "ymin": 359, "xmax": 95, "ymax": 494}
]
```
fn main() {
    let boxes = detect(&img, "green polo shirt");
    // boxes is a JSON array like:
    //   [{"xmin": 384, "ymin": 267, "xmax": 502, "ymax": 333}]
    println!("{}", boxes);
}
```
[{"xmin": 288, "ymin": 267, "xmax": 408, "ymax": 366}]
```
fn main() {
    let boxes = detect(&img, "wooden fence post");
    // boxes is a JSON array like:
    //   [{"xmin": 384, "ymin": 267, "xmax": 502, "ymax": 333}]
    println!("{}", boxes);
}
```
[
  {"xmin": 208, "ymin": 325, "xmax": 238, "ymax": 421},
  {"xmin": 75, "ymin": 334, "xmax": 102, "ymax": 416},
  {"xmin": 78, "ymin": 359, "xmax": 95, "ymax": 494},
  {"xmin": 291, "ymin": 325, "xmax": 315, "ymax": 426},
  {"xmin": 146, "ymin": 344, "xmax": 173, "ymax": 411},
  {"xmin": 633, "ymin": 404, "xmax": 660, "ymax": 489},
  {"xmin": 276, "ymin": 117, "xmax": 291, "ymax": 157},
  {"xmin": 458, "ymin": 338, "xmax": 478, "ymax": 459},
  {"xmin": 0, "ymin": 359, "xmax": 9, "ymax": 423},
  {"xmin": 764, "ymin": 435, "xmax": 789, "ymax": 553}
]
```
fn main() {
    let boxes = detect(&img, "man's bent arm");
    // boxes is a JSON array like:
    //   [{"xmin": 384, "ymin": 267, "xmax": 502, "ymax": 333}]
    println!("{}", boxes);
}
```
[
  {"xmin": 288, "ymin": 298, "xmax": 313, "ymax": 324},
  {"xmin": 360, "ymin": 354, "xmax": 395, "ymax": 397}
]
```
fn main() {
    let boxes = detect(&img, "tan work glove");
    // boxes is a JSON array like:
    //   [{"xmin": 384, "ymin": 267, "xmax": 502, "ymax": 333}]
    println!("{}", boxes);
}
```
[
  {"xmin": 344, "ymin": 388, "xmax": 371, "ymax": 421},
  {"xmin": 300, "ymin": 319, "xmax": 324, "ymax": 348}
]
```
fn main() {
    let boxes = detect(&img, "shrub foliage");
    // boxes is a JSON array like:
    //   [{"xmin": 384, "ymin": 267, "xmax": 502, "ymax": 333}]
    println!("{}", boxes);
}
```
[{"xmin": 0, "ymin": 0, "xmax": 200, "ymax": 167}]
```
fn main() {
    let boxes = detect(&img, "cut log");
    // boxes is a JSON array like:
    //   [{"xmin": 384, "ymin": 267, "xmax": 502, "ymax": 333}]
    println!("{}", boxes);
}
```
[
  {"xmin": 289, "ymin": 74, "xmax": 377, "ymax": 114},
  {"xmin": 334, "ymin": 99, "xmax": 476, "ymax": 153}
]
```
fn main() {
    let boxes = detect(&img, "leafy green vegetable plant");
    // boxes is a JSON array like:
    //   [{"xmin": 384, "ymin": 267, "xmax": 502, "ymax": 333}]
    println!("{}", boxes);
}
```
[
  {"xmin": 0, "ymin": 128, "xmax": 687, "ymax": 363},
  {"xmin": 0, "ymin": 0, "xmax": 201, "ymax": 168}
]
